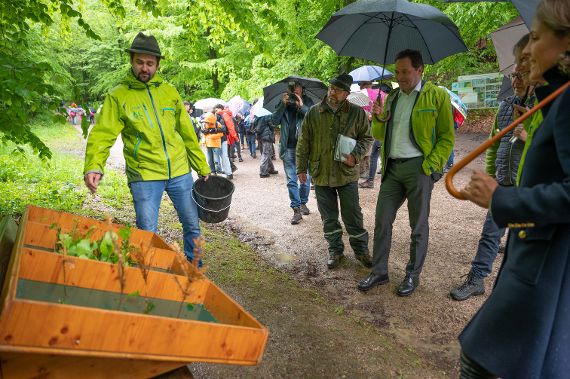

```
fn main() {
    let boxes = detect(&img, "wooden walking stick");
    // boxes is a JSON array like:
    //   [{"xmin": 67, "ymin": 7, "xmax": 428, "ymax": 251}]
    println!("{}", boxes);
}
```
[{"xmin": 446, "ymin": 80, "xmax": 570, "ymax": 200}]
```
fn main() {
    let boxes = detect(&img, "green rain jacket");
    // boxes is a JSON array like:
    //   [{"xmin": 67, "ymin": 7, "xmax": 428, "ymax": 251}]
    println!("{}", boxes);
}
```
[
  {"xmin": 371, "ymin": 81, "xmax": 454, "ymax": 178},
  {"xmin": 296, "ymin": 98, "xmax": 373, "ymax": 187},
  {"xmin": 84, "ymin": 70, "xmax": 210, "ymax": 182}
]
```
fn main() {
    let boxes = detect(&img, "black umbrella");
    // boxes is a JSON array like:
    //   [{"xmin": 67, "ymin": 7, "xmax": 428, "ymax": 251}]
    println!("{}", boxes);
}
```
[
  {"xmin": 263, "ymin": 76, "xmax": 328, "ymax": 113},
  {"xmin": 438, "ymin": 0, "xmax": 539, "ymax": 28},
  {"xmin": 315, "ymin": 0, "xmax": 467, "ymax": 68}
]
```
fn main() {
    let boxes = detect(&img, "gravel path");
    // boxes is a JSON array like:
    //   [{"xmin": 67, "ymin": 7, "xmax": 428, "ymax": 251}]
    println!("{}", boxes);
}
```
[{"xmin": 98, "ymin": 128, "xmax": 499, "ymax": 376}]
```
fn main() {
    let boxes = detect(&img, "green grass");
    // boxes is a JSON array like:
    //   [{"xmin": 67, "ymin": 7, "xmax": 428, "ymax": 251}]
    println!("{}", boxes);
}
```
[{"xmin": 0, "ymin": 114, "xmax": 131, "ymax": 217}]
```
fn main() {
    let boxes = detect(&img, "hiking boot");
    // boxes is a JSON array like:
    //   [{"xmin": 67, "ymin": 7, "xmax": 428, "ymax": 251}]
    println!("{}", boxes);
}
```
[
  {"xmin": 450, "ymin": 273, "xmax": 485, "ymax": 301},
  {"xmin": 355, "ymin": 253, "xmax": 373, "ymax": 268},
  {"xmin": 327, "ymin": 254, "xmax": 345, "ymax": 269},
  {"xmin": 359, "ymin": 180, "xmax": 374, "ymax": 189},
  {"xmin": 300, "ymin": 204, "xmax": 310, "ymax": 215},
  {"xmin": 291, "ymin": 208, "xmax": 302, "ymax": 225}
]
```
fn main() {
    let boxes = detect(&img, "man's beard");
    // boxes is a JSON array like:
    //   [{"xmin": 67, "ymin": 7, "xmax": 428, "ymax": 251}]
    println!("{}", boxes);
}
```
[{"xmin": 137, "ymin": 72, "xmax": 151, "ymax": 82}]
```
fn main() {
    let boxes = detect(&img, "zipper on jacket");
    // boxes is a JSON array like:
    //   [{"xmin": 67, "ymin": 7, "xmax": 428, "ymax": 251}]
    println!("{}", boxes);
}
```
[
  {"xmin": 133, "ymin": 132, "xmax": 142, "ymax": 159},
  {"xmin": 142, "ymin": 104, "xmax": 155, "ymax": 128},
  {"xmin": 145, "ymin": 83, "xmax": 171, "ymax": 178}
]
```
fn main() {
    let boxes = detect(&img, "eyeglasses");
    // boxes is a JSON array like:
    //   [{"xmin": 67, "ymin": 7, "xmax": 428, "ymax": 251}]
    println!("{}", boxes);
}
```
[
  {"xmin": 509, "ymin": 72, "xmax": 523, "ymax": 80},
  {"xmin": 329, "ymin": 86, "xmax": 347, "ymax": 94}
]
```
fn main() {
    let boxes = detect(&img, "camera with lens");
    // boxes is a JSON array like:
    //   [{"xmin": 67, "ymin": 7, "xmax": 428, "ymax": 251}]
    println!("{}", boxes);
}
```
[{"xmin": 287, "ymin": 81, "xmax": 298, "ymax": 107}]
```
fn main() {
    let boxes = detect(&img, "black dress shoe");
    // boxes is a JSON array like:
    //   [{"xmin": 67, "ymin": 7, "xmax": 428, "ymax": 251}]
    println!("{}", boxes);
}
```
[
  {"xmin": 260, "ymin": 173, "xmax": 270, "ymax": 178},
  {"xmin": 397, "ymin": 274, "xmax": 419, "ymax": 297},
  {"xmin": 357, "ymin": 272, "xmax": 389, "ymax": 291},
  {"xmin": 355, "ymin": 253, "xmax": 373, "ymax": 268},
  {"xmin": 327, "ymin": 254, "xmax": 345, "ymax": 269},
  {"xmin": 269, "ymin": 170, "xmax": 278, "ymax": 175}
]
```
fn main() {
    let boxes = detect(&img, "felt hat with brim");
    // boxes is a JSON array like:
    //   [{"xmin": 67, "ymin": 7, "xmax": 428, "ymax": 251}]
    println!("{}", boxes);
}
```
[
  {"xmin": 126, "ymin": 32, "xmax": 164, "ymax": 59},
  {"xmin": 329, "ymin": 73, "xmax": 353, "ymax": 92}
]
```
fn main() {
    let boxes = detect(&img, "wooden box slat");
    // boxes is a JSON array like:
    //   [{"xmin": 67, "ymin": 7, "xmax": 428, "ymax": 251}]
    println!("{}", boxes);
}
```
[{"xmin": 18, "ymin": 248, "xmax": 209, "ymax": 303}]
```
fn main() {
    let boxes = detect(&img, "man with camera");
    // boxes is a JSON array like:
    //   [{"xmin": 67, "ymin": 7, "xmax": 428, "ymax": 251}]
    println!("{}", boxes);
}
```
[{"xmin": 272, "ymin": 81, "xmax": 314, "ymax": 225}]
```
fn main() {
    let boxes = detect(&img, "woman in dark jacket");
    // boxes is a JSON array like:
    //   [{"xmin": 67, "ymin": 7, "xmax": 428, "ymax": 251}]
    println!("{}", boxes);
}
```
[{"xmin": 458, "ymin": 0, "xmax": 570, "ymax": 377}]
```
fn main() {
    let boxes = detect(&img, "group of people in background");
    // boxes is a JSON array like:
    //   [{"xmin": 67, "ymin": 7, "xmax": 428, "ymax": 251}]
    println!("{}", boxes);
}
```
[{"xmin": 83, "ymin": 0, "xmax": 570, "ymax": 374}]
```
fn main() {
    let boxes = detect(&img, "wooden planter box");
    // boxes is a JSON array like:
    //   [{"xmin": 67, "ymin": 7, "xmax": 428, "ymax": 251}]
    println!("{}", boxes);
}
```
[{"xmin": 0, "ymin": 206, "xmax": 268, "ymax": 378}]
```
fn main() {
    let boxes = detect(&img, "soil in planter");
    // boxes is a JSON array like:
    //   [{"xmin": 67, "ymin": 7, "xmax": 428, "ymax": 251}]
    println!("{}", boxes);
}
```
[{"xmin": 16, "ymin": 279, "xmax": 218, "ymax": 323}]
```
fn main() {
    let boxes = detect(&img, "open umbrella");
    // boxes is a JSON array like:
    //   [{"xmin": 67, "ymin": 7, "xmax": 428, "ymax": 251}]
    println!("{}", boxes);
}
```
[
  {"xmin": 263, "ymin": 76, "xmax": 328, "ymax": 113},
  {"xmin": 316, "ymin": 0, "xmax": 467, "ymax": 66},
  {"xmin": 438, "ymin": 0, "xmax": 539, "ymax": 28},
  {"xmin": 227, "ymin": 95, "xmax": 251, "ymax": 116},
  {"xmin": 349, "ymin": 65, "xmax": 393, "ymax": 82},
  {"xmin": 194, "ymin": 98, "xmax": 226, "ymax": 113},
  {"xmin": 491, "ymin": 17, "xmax": 528, "ymax": 74}
]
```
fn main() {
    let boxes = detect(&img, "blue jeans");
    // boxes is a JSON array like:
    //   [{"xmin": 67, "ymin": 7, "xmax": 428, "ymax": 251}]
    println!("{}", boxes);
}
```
[
  {"xmin": 246, "ymin": 134, "xmax": 256, "ymax": 156},
  {"xmin": 206, "ymin": 147, "xmax": 223, "ymax": 174},
  {"xmin": 471, "ymin": 209, "xmax": 506, "ymax": 279},
  {"xmin": 220, "ymin": 141, "xmax": 232, "ymax": 175},
  {"xmin": 129, "ymin": 173, "xmax": 201, "ymax": 263},
  {"xmin": 283, "ymin": 148, "xmax": 310, "ymax": 209},
  {"xmin": 368, "ymin": 140, "xmax": 382, "ymax": 181}
]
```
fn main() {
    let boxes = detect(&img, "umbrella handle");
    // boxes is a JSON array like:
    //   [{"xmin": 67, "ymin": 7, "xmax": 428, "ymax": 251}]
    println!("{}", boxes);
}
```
[{"xmin": 446, "ymin": 80, "xmax": 570, "ymax": 200}]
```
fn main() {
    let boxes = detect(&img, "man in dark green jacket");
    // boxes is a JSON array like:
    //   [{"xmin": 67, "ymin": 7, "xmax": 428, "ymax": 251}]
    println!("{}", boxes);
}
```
[
  {"xmin": 297, "ymin": 73, "xmax": 373, "ymax": 269},
  {"xmin": 83, "ymin": 32, "xmax": 210, "ymax": 264},
  {"xmin": 358, "ymin": 50, "xmax": 454, "ymax": 296}
]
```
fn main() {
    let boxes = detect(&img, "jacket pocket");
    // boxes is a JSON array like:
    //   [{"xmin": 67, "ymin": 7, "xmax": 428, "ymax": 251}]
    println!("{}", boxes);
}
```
[
  {"xmin": 309, "ymin": 160, "xmax": 320, "ymax": 178},
  {"xmin": 508, "ymin": 226, "xmax": 555, "ymax": 286}
]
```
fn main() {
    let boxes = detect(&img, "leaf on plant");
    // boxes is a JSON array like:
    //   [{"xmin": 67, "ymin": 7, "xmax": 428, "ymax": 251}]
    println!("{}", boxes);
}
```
[{"xmin": 186, "ymin": 303, "xmax": 194, "ymax": 311}]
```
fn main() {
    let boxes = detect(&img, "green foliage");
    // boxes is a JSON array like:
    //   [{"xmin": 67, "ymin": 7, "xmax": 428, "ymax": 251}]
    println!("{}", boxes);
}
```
[
  {"xmin": 53, "ymin": 222, "xmax": 136, "ymax": 264},
  {"xmin": 0, "ymin": 117, "xmax": 130, "ymax": 217},
  {"xmin": 4, "ymin": 0, "xmax": 523, "ymax": 161}
]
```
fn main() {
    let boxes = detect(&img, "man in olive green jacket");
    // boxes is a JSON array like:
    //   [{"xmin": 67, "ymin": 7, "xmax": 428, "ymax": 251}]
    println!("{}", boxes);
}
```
[
  {"xmin": 357, "ymin": 50, "xmax": 454, "ymax": 296},
  {"xmin": 297, "ymin": 73, "xmax": 373, "ymax": 270},
  {"xmin": 84, "ymin": 32, "xmax": 210, "ymax": 264}
]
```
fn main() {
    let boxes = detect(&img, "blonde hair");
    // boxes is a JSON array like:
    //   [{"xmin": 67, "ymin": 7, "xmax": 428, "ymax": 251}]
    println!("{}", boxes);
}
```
[{"xmin": 535, "ymin": 0, "xmax": 570, "ymax": 74}]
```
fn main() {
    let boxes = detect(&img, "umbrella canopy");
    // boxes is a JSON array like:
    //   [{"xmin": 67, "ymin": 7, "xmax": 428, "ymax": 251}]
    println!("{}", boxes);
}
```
[
  {"xmin": 439, "ymin": 86, "xmax": 468, "ymax": 119},
  {"xmin": 263, "ymin": 76, "xmax": 328, "ymax": 113},
  {"xmin": 247, "ymin": 97, "xmax": 272, "ymax": 122},
  {"xmin": 194, "ymin": 98, "xmax": 227, "ymax": 113},
  {"xmin": 438, "ymin": 0, "xmax": 539, "ymax": 27},
  {"xmin": 349, "ymin": 65, "xmax": 393, "ymax": 82},
  {"xmin": 491, "ymin": 17, "xmax": 528, "ymax": 74},
  {"xmin": 227, "ymin": 95, "xmax": 251, "ymax": 117},
  {"xmin": 316, "ymin": 0, "xmax": 467, "ymax": 65}
]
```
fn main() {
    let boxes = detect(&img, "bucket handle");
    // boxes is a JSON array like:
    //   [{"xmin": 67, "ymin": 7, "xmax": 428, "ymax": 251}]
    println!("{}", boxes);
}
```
[{"xmin": 191, "ymin": 190, "xmax": 232, "ymax": 213}]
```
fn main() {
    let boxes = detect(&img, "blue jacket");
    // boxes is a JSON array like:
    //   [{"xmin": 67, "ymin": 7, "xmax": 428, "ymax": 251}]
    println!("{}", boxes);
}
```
[
  {"xmin": 272, "ymin": 94, "xmax": 313, "ymax": 159},
  {"xmin": 460, "ymin": 67, "xmax": 570, "ymax": 378}
]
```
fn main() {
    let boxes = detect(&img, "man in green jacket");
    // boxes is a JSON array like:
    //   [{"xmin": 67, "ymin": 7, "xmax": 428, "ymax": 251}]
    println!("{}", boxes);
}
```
[
  {"xmin": 83, "ymin": 32, "xmax": 210, "ymax": 263},
  {"xmin": 357, "ymin": 50, "xmax": 454, "ymax": 296},
  {"xmin": 297, "ymin": 73, "xmax": 373, "ymax": 270}
]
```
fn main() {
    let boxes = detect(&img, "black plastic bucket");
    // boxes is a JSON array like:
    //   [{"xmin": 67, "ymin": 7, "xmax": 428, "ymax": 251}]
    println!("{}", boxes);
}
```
[{"xmin": 192, "ymin": 176, "xmax": 235, "ymax": 223}]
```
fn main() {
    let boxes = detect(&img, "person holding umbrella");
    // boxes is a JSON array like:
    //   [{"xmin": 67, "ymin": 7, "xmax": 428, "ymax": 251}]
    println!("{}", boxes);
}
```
[
  {"xmin": 457, "ymin": 0, "xmax": 570, "ymax": 376},
  {"xmin": 296, "ymin": 73, "xmax": 373, "ymax": 270},
  {"xmin": 357, "ymin": 49, "xmax": 454, "ymax": 296},
  {"xmin": 272, "ymin": 80, "xmax": 314, "ymax": 225}
]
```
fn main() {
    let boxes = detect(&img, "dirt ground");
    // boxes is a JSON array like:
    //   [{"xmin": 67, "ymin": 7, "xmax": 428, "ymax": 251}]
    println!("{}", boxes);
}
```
[{"xmin": 89, "ymin": 122, "xmax": 499, "ymax": 377}]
